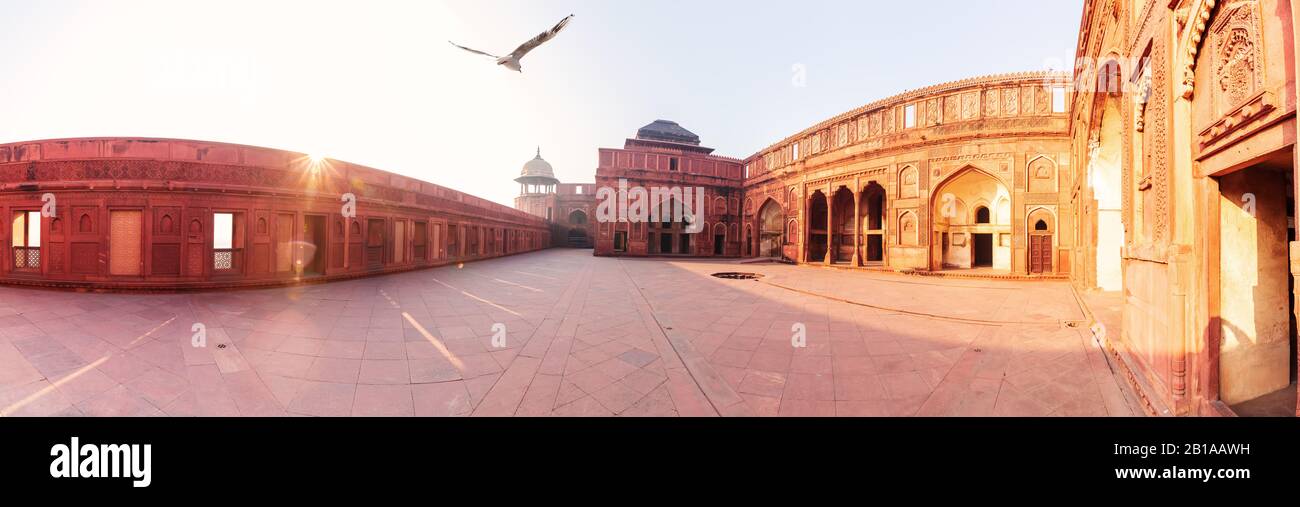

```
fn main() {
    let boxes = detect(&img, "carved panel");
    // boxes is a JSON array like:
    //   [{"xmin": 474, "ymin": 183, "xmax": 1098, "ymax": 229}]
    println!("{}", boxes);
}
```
[
  {"xmin": 1210, "ymin": 3, "xmax": 1264, "ymax": 117},
  {"xmin": 70, "ymin": 242, "xmax": 97, "ymax": 274},
  {"xmin": 251, "ymin": 244, "xmax": 270, "ymax": 274},
  {"xmin": 1149, "ymin": 31, "xmax": 1170, "ymax": 244},
  {"xmin": 186, "ymin": 244, "xmax": 204, "ymax": 275},
  {"xmin": 152, "ymin": 244, "xmax": 181, "ymax": 275},
  {"xmin": 961, "ymin": 92, "xmax": 980, "ymax": 120},
  {"xmin": 944, "ymin": 95, "xmax": 960, "ymax": 123},
  {"xmin": 1027, "ymin": 156, "xmax": 1058, "ymax": 194},
  {"xmin": 154, "ymin": 207, "xmax": 180, "ymax": 236},
  {"xmin": 276, "ymin": 213, "xmax": 294, "ymax": 272},
  {"xmin": 984, "ymin": 89, "xmax": 1001, "ymax": 117},
  {"xmin": 49, "ymin": 243, "xmax": 65, "ymax": 273},
  {"xmin": 1004, "ymin": 88, "xmax": 1020, "ymax": 116},
  {"xmin": 109, "ymin": 211, "xmax": 142, "ymax": 276},
  {"xmin": 899, "ymin": 166, "xmax": 919, "ymax": 199},
  {"xmin": 898, "ymin": 211, "xmax": 919, "ymax": 246}
]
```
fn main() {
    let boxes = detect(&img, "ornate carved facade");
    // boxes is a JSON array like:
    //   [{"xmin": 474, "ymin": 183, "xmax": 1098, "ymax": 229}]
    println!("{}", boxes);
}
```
[
  {"xmin": 1073, "ymin": 0, "xmax": 1298, "ymax": 416},
  {"xmin": 742, "ymin": 72, "xmax": 1075, "ymax": 276}
]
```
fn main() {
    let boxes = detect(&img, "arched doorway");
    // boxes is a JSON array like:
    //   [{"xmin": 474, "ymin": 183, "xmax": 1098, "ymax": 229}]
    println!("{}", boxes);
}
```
[
  {"xmin": 1087, "ymin": 58, "xmax": 1125, "ymax": 291},
  {"xmin": 1027, "ymin": 208, "xmax": 1055, "ymax": 274},
  {"xmin": 712, "ymin": 223, "xmax": 726, "ymax": 256},
  {"xmin": 831, "ymin": 187, "xmax": 855, "ymax": 263},
  {"xmin": 807, "ymin": 191, "xmax": 828, "ymax": 262},
  {"xmin": 567, "ymin": 209, "xmax": 587, "ymax": 225},
  {"xmin": 758, "ymin": 199, "xmax": 784, "ymax": 259},
  {"xmin": 861, "ymin": 182, "xmax": 886, "ymax": 264},
  {"xmin": 648, "ymin": 199, "xmax": 695, "ymax": 255},
  {"xmin": 931, "ymin": 167, "xmax": 1011, "ymax": 271},
  {"xmin": 562, "ymin": 208, "xmax": 591, "ymax": 248}
]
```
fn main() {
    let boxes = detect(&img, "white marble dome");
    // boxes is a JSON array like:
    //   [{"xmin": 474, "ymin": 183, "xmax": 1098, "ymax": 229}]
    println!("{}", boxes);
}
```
[{"xmin": 520, "ymin": 149, "xmax": 555, "ymax": 179}]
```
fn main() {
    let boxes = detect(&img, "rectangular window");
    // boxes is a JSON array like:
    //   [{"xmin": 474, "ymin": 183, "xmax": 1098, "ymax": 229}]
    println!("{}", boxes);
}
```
[
  {"xmin": 744, "ymin": 164, "xmax": 750, "ymax": 178},
  {"xmin": 1052, "ymin": 86, "xmax": 1067, "ymax": 113},
  {"xmin": 669, "ymin": 158, "xmax": 679, "ymax": 171},
  {"xmin": 212, "ymin": 212, "xmax": 242, "ymax": 271},
  {"xmin": 11, "ymin": 211, "xmax": 40, "ymax": 269},
  {"xmin": 792, "ymin": 143, "xmax": 799, "ymax": 160},
  {"xmin": 214, "ymin": 213, "xmax": 233, "ymax": 249},
  {"xmin": 614, "ymin": 231, "xmax": 627, "ymax": 252},
  {"xmin": 904, "ymin": 104, "xmax": 917, "ymax": 128},
  {"xmin": 576, "ymin": 186, "xmax": 583, "ymax": 195}
]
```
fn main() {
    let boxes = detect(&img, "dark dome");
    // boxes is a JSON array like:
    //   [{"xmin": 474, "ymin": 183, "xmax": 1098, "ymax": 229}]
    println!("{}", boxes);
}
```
[{"xmin": 636, "ymin": 120, "xmax": 701, "ymax": 146}]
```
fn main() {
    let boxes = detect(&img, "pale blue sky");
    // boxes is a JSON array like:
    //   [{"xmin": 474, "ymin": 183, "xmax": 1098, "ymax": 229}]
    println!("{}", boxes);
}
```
[{"xmin": 0, "ymin": 0, "xmax": 1083, "ymax": 206}]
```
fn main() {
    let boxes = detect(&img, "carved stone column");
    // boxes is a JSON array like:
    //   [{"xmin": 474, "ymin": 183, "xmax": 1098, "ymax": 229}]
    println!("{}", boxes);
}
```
[
  {"xmin": 852, "ymin": 186, "xmax": 862, "ymax": 266},
  {"xmin": 800, "ymin": 183, "xmax": 809, "ymax": 263},
  {"xmin": 824, "ymin": 184, "xmax": 833, "ymax": 265}
]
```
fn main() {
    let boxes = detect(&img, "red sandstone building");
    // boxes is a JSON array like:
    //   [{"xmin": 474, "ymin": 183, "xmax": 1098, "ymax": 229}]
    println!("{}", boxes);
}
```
[
  {"xmin": 595, "ymin": 77, "xmax": 1074, "ymax": 276},
  {"xmin": 593, "ymin": 120, "xmax": 745, "ymax": 257},
  {"xmin": 513, "ymin": 149, "xmax": 597, "ymax": 248},
  {"xmin": 741, "ymin": 73, "xmax": 1075, "ymax": 276},
  {"xmin": 0, "ymin": 137, "xmax": 549, "ymax": 290}
]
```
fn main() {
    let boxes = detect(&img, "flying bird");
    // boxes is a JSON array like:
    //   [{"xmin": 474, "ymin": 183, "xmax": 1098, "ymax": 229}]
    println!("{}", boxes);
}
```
[{"xmin": 449, "ymin": 14, "xmax": 574, "ymax": 73}]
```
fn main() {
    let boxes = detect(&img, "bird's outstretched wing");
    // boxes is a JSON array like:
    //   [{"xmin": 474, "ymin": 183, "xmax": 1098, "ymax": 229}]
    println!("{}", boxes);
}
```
[
  {"xmin": 449, "ymin": 41, "xmax": 501, "ymax": 59},
  {"xmin": 507, "ymin": 14, "xmax": 573, "ymax": 60}
]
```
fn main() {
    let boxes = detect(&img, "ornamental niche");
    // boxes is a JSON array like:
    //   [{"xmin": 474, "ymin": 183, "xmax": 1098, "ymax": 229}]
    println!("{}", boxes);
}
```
[{"xmin": 1211, "ymin": 4, "xmax": 1263, "ymax": 117}]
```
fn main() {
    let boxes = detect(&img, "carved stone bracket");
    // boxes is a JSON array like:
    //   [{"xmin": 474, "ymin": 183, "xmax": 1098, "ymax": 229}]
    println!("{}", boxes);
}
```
[
  {"xmin": 1181, "ymin": 0, "xmax": 1219, "ymax": 99},
  {"xmin": 1197, "ymin": 90, "xmax": 1275, "ymax": 148},
  {"xmin": 1134, "ymin": 72, "xmax": 1153, "ymax": 132}
]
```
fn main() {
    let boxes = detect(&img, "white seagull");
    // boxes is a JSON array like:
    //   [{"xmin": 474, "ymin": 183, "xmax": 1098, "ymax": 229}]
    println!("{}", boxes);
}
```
[{"xmin": 449, "ymin": 14, "xmax": 574, "ymax": 73}]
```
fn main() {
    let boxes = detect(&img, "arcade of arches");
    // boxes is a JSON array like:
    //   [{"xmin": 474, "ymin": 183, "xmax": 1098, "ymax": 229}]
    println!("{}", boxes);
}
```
[{"xmin": 737, "ymin": 72, "xmax": 1076, "ymax": 280}]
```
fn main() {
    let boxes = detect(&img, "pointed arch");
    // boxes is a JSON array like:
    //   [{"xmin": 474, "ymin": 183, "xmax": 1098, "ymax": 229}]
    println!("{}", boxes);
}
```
[
  {"xmin": 806, "ymin": 189, "xmax": 829, "ymax": 262},
  {"xmin": 1085, "ymin": 57, "xmax": 1127, "ymax": 291},
  {"xmin": 930, "ymin": 165, "xmax": 1012, "ymax": 271},
  {"xmin": 898, "ymin": 210, "xmax": 919, "ymax": 246},
  {"xmin": 1026, "ymin": 154, "xmax": 1059, "ymax": 193},
  {"xmin": 159, "ymin": 214, "xmax": 174, "ymax": 234},
  {"xmin": 757, "ymin": 198, "xmax": 785, "ymax": 258},
  {"xmin": 1026, "ymin": 206, "xmax": 1057, "ymax": 275},
  {"xmin": 898, "ymin": 165, "xmax": 919, "ymax": 199}
]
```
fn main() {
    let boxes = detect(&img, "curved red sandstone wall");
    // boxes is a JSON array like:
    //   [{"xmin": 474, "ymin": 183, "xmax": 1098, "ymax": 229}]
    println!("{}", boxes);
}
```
[
  {"xmin": 0, "ymin": 137, "xmax": 549, "ymax": 290},
  {"xmin": 739, "ymin": 72, "xmax": 1075, "ymax": 274}
]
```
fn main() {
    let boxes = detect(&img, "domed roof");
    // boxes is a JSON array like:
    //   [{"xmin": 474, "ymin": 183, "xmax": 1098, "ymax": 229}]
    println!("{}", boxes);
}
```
[
  {"xmin": 636, "ymin": 120, "xmax": 700, "ymax": 146},
  {"xmin": 519, "ymin": 147, "xmax": 556, "ymax": 179}
]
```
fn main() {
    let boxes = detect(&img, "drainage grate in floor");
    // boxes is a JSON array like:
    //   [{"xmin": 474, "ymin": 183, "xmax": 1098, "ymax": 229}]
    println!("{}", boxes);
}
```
[{"xmin": 711, "ymin": 272, "xmax": 764, "ymax": 280}]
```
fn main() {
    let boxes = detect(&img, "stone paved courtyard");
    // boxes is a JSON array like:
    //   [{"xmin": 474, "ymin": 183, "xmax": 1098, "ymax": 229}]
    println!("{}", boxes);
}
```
[{"xmin": 0, "ymin": 249, "xmax": 1136, "ymax": 417}]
